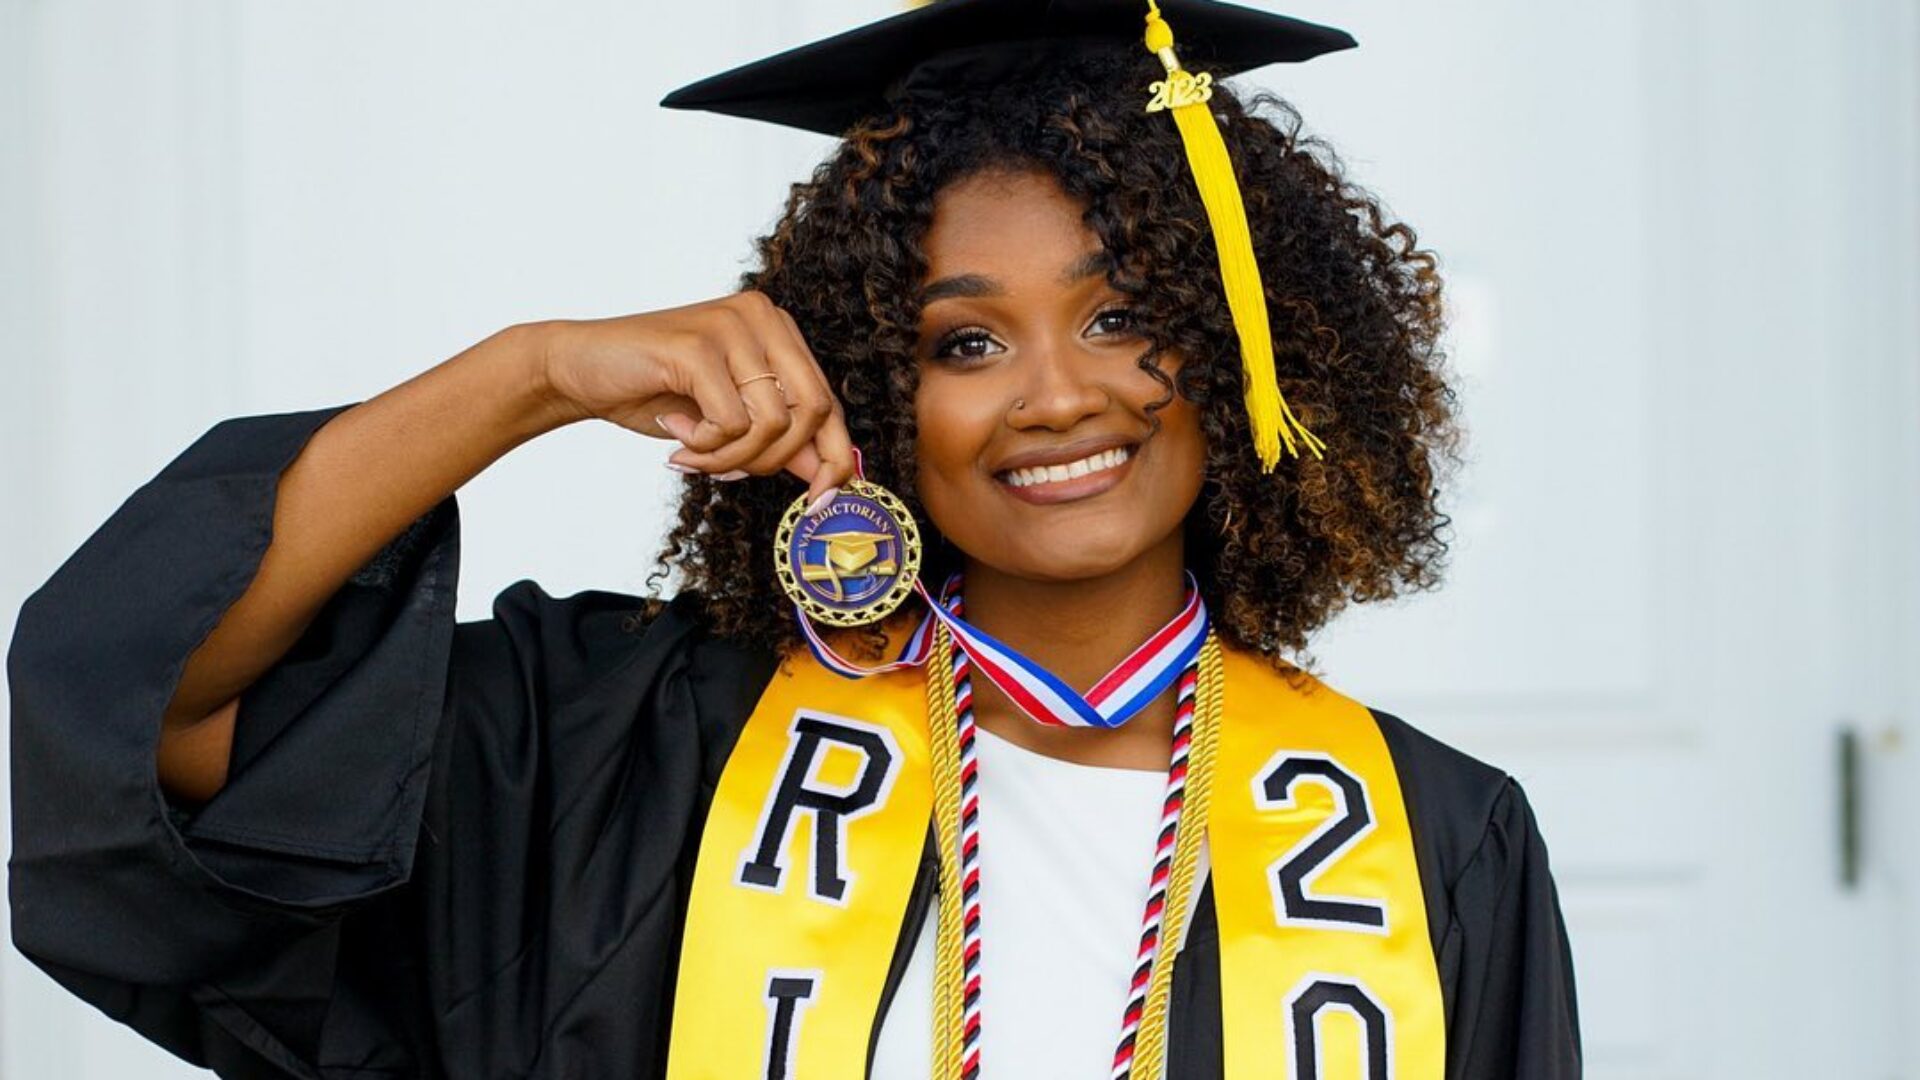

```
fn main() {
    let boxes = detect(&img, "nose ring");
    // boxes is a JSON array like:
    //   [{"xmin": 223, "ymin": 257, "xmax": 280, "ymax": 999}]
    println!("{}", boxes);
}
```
[{"xmin": 1013, "ymin": 398, "xmax": 1026, "ymax": 410}]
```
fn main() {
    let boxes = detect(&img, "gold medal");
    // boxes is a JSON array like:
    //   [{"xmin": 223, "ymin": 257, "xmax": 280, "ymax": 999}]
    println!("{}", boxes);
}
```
[{"xmin": 774, "ymin": 478, "xmax": 922, "ymax": 627}]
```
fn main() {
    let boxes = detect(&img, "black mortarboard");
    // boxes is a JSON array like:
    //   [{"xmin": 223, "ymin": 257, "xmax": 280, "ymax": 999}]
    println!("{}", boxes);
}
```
[
  {"xmin": 663, "ymin": 0, "xmax": 1356, "ymax": 468},
  {"xmin": 659, "ymin": 0, "xmax": 1354, "ymax": 139}
]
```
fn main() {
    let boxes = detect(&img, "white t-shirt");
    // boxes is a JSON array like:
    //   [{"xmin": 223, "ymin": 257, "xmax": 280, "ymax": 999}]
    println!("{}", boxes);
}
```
[{"xmin": 870, "ymin": 725, "xmax": 1210, "ymax": 1079}]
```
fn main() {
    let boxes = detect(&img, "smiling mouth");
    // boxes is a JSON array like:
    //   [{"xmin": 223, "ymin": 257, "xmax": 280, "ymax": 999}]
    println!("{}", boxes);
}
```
[
  {"xmin": 1000, "ymin": 445, "xmax": 1133, "ymax": 488},
  {"xmin": 992, "ymin": 443, "xmax": 1138, "ymax": 505}
]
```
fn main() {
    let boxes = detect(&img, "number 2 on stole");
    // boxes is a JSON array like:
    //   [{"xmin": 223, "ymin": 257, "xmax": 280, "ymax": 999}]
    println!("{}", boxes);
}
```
[{"xmin": 1254, "ymin": 751, "xmax": 1390, "ymax": 933}]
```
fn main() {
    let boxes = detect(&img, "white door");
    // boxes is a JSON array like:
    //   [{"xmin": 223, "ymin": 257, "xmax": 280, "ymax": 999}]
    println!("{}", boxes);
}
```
[{"xmin": 1291, "ymin": 1, "xmax": 1920, "ymax": 1077}]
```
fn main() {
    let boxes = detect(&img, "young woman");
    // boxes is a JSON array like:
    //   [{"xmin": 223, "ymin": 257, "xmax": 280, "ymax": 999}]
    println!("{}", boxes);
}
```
[{"xmin": 8, "ymin": 3, "xmax": 1579, "ymax": 1077}]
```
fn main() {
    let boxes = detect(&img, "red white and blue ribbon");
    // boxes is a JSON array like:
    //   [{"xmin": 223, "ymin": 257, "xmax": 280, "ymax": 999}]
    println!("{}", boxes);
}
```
[
  {"xmin": 794, "ymin": 569, "xmax": 1208, "ymax": 731},
  {"xmin": 931, "ymin": 590, "xmax": 1202, "ymax": 1080}
]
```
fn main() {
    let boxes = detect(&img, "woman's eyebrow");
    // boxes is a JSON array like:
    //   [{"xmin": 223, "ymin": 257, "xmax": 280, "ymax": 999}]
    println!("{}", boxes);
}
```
[{"xmin": 920, "ymin": 250, "xmax": 1114, "ymax": 304}]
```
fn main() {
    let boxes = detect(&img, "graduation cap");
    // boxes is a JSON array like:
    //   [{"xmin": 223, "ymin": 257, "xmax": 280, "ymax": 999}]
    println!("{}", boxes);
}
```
[
  {"xmin": 798, "ymin": 529, "xmax": 904, "ymax": 601},
  {"xmin": 663, "ymin": 0, "xmax": 1357, "ymax": 468}
]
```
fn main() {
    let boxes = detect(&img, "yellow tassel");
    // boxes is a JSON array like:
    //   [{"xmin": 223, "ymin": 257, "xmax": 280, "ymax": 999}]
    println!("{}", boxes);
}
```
[{"xmin": 1143, "ymin": 1, "xmax": 1326, "ymax": 469}]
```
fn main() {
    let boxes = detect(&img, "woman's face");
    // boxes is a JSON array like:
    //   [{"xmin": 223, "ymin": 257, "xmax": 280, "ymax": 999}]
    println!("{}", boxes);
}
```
[{"xmin": 911, "ymin": 167, "xmax": 1207, "ymax": 583}]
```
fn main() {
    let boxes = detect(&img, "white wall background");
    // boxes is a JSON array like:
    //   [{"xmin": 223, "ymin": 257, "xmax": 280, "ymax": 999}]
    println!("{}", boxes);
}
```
[{"xmin": 3, "ymin": 1, "xmax": 1917, "ymax": 1077}]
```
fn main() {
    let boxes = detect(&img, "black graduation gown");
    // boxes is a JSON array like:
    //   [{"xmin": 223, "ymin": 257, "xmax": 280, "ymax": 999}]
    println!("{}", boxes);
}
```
[{"xmin": 7, "ymin": 403, "xmax": 1582, "ymax": 1079}]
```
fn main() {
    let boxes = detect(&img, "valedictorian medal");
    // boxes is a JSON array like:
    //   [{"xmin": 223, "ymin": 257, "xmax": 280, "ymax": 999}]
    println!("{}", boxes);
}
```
[{"xmin": 774, "ymin": 464, "xmax": 922, "ymax": 628}]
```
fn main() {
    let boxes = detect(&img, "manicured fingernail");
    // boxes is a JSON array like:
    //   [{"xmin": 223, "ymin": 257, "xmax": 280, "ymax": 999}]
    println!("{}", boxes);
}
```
[
  {"xmin": 715, "ymin": 469, "xmax": 749, "ymax": 481},
  {"xmin": 664, "ymin": 461, "xmax": 698, "ymax": 474},
  {"xmin": 658, "ymin": 413, "xmax": 696, "ymax": 441},
  {"xmin": 805, "ymin": 486, "xmax": 839, "ymax": 515}
]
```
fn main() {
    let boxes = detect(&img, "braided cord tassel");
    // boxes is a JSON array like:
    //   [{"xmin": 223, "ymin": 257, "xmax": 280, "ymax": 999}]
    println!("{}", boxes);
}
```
[
  {"xmin": 1110, "ymin": 653, "xmax": 1200, "ymax": 1076},
  {"xmin": 950, "ymin": 600, "xmax": 984, "ymax": 1077},
  {"xmin": 1126, "ymin": 633, "xmax": 1225, "ymax": 1077},
  {"xmin": 928, "ymin": 624, "xmax": 967, "ymax": 1079}
]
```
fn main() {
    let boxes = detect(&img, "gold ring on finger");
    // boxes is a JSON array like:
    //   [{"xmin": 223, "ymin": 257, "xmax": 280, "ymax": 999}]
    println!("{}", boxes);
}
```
[{"xmin": 734, "ymin": 372, "xmax": 784, "ymax": 396}]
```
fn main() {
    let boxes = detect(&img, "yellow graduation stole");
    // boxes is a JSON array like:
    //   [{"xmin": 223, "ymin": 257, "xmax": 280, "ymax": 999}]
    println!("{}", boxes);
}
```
[{"xmin": 666, "ymin": 638, "xmax": 1444, "ymax": 1077}]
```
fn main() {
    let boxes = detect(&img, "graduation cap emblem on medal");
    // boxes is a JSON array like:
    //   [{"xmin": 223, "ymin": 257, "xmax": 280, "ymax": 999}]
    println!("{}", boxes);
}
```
[{"xmin": 774, "ymin": 480, "xmax": 923, "ymax": 627}]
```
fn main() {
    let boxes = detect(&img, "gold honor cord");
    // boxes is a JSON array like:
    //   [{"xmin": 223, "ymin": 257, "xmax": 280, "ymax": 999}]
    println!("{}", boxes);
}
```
[
  {"xmin": 1128, "ymin": 633, "xmax": 1223, "ymax": 1075},
  {"xmin": 927, "ymin": 624, "xmax": 966, "ymax": 1077},
  {"xmin": 926, "ymin": 625, "xmax": 1224, "ymax": 1079}
]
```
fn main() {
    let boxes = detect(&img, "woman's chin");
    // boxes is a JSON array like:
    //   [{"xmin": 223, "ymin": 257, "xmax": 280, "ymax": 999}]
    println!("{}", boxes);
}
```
[
  {"xmin": 975, "ymin": 532, "xmax": 1159, "ymax": 584},
  {"xmin": 931, "ymin": 488, "xmax": 1192, "ymax": 585}
]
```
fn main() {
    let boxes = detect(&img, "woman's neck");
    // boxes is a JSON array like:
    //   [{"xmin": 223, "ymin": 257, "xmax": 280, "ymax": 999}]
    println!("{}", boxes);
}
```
[{"xmin": 956, "ymin": 535, "xmax": 1190, "ymax": 771}]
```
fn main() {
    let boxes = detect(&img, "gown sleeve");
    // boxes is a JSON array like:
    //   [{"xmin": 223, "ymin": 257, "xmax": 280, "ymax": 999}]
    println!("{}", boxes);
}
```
[
  {"xmin": 1440, "ymin": 777, "xmax": 1583, "ymax": 1079},
  {"xmin": 6, "ymin": 405, "xmax": 771, "ymax": 1079}
]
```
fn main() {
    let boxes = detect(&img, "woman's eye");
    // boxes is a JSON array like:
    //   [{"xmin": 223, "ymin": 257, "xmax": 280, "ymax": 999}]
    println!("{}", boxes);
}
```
[
  {"xmin": 932, "ymin": 328, "xmax": 1001, "ymax": 361},
  {"xmin": 1090, "ymin": 306, "xmax": 1138, "ymax": 336}
]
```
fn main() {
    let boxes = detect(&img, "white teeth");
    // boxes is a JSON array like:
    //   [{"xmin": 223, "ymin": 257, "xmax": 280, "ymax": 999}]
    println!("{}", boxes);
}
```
[{"xmin": 1003, "ymin": 445, "xmax": 1132, "ymax": 489}]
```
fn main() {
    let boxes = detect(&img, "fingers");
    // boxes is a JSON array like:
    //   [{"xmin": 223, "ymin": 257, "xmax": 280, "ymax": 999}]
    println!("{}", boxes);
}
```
[
  {"xmin": 664, "ymin": 295, "xmax": 856, "ymax": 500},
  {"xmin": 663, "ymin": 332, "xmax": 756, "ymax": 455},
  {"xmin": 772, "ymin": 307, "xmax": 859, "ymax": 501},
  {"xmin": 681, "ymin": 307, "xmax": 815, "ymax": 477},
  {"xmin": 801, "ymin": 405, "xmax": 857, "ymax": 503},
  {"xmin": 663, "ymin": 308, "xmax": 792, "ymax": 471},
  {"xmin": 734, "ymin": 305, "xmax": 854, "ymax": 500}
]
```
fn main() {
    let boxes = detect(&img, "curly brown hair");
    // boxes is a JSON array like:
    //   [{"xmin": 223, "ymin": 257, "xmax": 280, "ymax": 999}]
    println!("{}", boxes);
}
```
[{"xmin": 649, "ymin": 45, "xmax": 1460, "ymax": 663}]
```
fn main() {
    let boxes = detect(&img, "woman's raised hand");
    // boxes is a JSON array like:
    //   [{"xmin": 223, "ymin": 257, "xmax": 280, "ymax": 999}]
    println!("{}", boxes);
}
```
[
  {"xmin": 154, "ymin": 302, "xmax": 858, "ymax": 802},
  {"xmin": 537, "ymin": 291, "xmax": 857, "ymax": 505}
]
